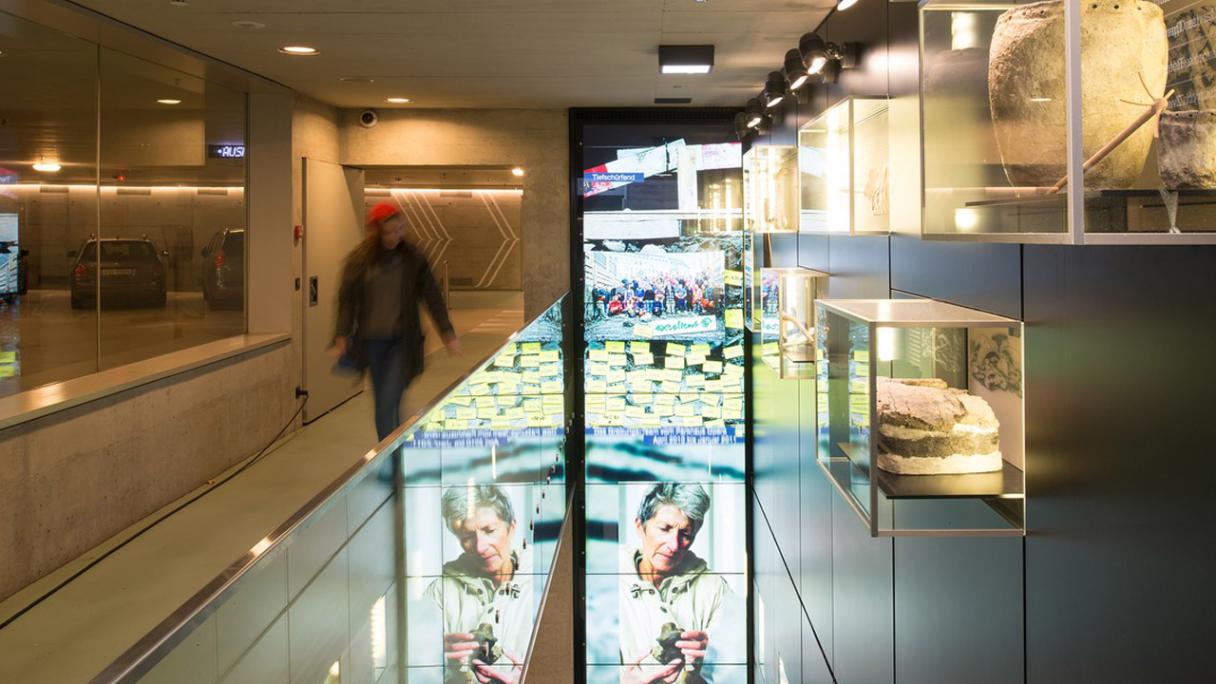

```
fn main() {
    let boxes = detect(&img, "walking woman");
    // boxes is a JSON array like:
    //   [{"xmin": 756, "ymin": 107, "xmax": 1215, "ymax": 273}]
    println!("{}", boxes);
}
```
[{"xmin": 332, "ymin": 202, "xmax": 460, "ymax": 440}]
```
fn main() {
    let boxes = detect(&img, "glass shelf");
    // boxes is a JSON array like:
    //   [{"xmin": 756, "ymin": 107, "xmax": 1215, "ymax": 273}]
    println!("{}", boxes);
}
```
[
  {"xmin": 799, "ymin": 96, "xmax": 891, "ymax": 235},
  {"xmin": 815, "ymin": 298, "xmax": 1026, "ymax": 536},
  {"xmin": 745, "ymin": 145, "xmax": 799, "ymax": 234}
]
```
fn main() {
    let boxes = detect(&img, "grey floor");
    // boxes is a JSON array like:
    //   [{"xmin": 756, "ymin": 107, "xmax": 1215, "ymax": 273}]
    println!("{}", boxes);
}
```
[{"xmin": 0, "ymin": 290, "xmax": 523, "ymax": 683}]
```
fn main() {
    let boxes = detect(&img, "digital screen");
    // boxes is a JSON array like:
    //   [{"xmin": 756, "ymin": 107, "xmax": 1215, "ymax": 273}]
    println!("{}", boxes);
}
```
[
  {"xmin": 581, "ymin": 122, "xmax": 745, "ymax": 683},
  {"xmin": 207, "ymin": 144, "xmax": 246, "ymax": 159}
]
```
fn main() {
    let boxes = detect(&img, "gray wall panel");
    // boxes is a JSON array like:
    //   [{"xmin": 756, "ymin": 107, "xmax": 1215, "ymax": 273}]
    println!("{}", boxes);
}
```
[
  {"xmin": 1022, "ymin": 245, "xmax": 1216, "ymax": 682},
  {"xmin": 798, "ymin": 233, "xmax": 831, "ymax": 273},
  {"xmin": 831, "ymin": 495, "xmax": 894, "ymax": 684},
  {"xmin": 826, "ymin": 234, "xmax": 890, "ymax": 299},
  {"xmin": 894, "ymin": 537, "xmax": 1024, "ymax": 684},
  {"xmin": 798, "ymin": 378, "xmax": 834, "ymax": 670},
  {"xmin": 890, "ymin": 236, "xmax": 1022, "ymax": 318}
]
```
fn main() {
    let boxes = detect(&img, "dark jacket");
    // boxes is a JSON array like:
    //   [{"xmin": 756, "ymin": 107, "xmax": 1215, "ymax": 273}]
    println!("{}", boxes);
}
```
[{"xmin": 334, "ymin": 239, "xmax": 454, "ymax": 381}]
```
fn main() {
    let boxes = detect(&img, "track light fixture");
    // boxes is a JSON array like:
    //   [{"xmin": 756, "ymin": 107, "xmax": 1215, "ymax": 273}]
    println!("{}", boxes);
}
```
[
  {"xmin": 745, "ymin": 98, "xmax": 764, "ymax": 128},
  {"xmin": 784, "ymin": 49, "xmax": 811, "ymax": 90},
  {"xmin": 798, "ymin": 32, "xmax": 858, "ymax": 76},
  {"xmin": 734, "ymin": 112, "xmax": 753, "ymax": 140},
  {"xmin": 762, "ymin": 71, "xmax": 788, "ymax": 109}
]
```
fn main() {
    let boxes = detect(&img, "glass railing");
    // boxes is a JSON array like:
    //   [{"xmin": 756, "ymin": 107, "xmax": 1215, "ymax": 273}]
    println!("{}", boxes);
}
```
[{"xmin": 98, "ymin": 294, "xmax": 572, "ymax": 684}]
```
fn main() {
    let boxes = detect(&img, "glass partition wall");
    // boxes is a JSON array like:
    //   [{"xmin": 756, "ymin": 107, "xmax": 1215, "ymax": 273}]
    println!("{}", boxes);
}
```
[{"xmin": 0, "ymin": 10, "xmax": 248, "ymax": 394}]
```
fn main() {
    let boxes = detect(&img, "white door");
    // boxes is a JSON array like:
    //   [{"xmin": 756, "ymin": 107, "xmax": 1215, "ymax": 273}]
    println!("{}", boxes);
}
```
[{"xmin": 302, "ymin": 158, "xmax": 365, "ymax": 422}]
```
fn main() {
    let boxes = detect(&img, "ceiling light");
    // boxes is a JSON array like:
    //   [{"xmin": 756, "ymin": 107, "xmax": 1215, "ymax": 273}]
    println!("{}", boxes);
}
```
[
  {"xmin": 511, "ymin": 167, "xmax": 525, "ymax": 177},
  {"xmin": 340, "ymin": 76, "xmax": 375, "ymax": 83},
  {"xmin": 385, "ymin": 97, "xmax": 412, "ymax": 104},
  {"xmin": 837, "ymin": 0, "xmax": 859, "ymax": 9},
  {"xmin": 231, "ymin": 20, "xmax": 265, "ymax": 30},
  {"xmin": 169, "ymin": 0, "xmax": 188, "ymax": 6},
  {"xmin": 279, "ymin": 45, "xmax": 319, "ymax": 56},
  {"xmin": 733, "ymin": 112, "xmax": 753, "ymax": 140},
  {"xmin": 784, "ymin": 49, "xmax": 811, "ymax": 90},
  {"xmin": 763, "ymin": 71, "xmax": 788, "ymax": 109},
  {"xmin": 156, "ymin": 98, "xmax": 181, "ymax": 105},
  {"xmin": 658, "ymin": 44, "xmax": 714, "ymax": 75},
  {"xmin": 745, "ymin": 98, "xmax": 764, "ymax": 128},
  {"xmin": 33, "ymin": 162, "xmax": 61, "ymax": 173}
]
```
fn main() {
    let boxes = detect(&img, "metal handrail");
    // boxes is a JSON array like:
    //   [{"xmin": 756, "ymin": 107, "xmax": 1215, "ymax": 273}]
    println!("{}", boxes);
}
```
[{"xmin": 91, "ymin": 292, "xmax": 568, "ymax": 683}]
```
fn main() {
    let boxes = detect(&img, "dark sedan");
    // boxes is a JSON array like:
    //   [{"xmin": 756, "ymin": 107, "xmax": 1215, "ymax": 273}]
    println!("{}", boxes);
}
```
[{"xmin": 70, "ymin": 238, "xmax": 168, "ymax": 309}]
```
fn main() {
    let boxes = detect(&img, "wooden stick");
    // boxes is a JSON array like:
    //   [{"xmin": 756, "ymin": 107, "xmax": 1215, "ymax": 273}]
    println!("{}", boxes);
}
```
[{"xmin": 1047, "ymin": 88, "xmax": 1175, "ymax": 194}]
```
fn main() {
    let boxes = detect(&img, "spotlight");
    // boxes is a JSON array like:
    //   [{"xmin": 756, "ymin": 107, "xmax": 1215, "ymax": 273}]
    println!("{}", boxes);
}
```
[
  {"xmin": 33, "ymin": 161, "xmax": 61, "ymax": 173},
  {"xmin": 798, "ymin": 32, "xmax": 858, "ymax": 76},
  {"xmin": 658, "ymin": 45, "xmax": 714, "ymax": 74},
  {"xmin": 784, "ymin": 49, "xmax": 811, "ymax": 90},
  {"xmin": 745, "ymin": 98, "xmax": 764, "ymax": 128},
  {"xmin": 734, "ymin": 112, "xmax": 752, "ymax": 140},
  {"xmin": 511, "ymin": 167, "xmax": 525, "ymax": 177},
  {"xmin": 763, "ymin": 71, "xmax": 788, "ymax": 109}
]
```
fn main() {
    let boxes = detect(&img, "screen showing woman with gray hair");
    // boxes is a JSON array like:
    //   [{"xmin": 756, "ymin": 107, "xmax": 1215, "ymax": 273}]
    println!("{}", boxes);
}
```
[
  {"xmin": 426, "ymin": 484, "xmax": 532, "ymax": 684},
  {"xmin": 619, "ymin": 482, "xmax": 729, "ymax": 684}
]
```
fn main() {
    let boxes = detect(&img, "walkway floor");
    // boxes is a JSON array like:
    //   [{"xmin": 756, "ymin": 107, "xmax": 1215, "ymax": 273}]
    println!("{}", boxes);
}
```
[{"xmin": 0, "ymin": 290, "xmax": 523, "ymax": 683}]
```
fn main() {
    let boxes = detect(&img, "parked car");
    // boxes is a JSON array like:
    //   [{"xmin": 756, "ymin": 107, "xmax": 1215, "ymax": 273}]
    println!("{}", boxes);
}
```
[
  {"xmin": 69, "ymin": 238, "xmax": 168, "ymax": 309},
  {"xmin": 201, "ymin": 228, "xmax": 244, "ymax": 310}
]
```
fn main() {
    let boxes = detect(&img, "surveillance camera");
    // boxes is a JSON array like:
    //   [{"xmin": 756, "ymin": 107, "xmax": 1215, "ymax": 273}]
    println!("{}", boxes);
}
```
[{"xmin": 359, "ymin": 109, "xmax": 378, "ymax": 128}]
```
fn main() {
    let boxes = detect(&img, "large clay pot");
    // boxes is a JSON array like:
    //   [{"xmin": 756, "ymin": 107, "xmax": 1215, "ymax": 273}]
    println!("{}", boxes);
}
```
[
  {"xmin": 1158, "ymin": 111, "xmax": 1216, "ymax": 189},
  {"xmin": 988, "ymin": 0, "xmax": 1167, "ymax": 188}
]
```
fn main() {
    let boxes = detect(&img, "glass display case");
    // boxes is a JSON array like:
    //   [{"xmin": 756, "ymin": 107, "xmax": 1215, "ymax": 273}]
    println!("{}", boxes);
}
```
[
  {"xmin": 799, "ymin": 97, "xmax": 891, "ymax": 234},
  {"xmin": 759, "ymin": 268, "xmax": 828, "ymax": 377},
  {"xmin": 920, "ymin": 0, "xmax": 1216, "ymax": 243},
  {"xmin": 744, "ymin": 145, "xmax": 799, "ymax": 234},
  {"xmin": 815, "ymin": 298, "xmax": 1025, "ymax": 536}
]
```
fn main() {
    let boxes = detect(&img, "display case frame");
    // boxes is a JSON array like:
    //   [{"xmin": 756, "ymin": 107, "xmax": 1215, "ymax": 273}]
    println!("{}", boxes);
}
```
[
  {"xmin": 917, "ymin": 0, "xmax": 1216, "ymax": 244},
  {"xmin": 815, "ymin": 297, "xmax": 1026, "ymax": 537},
  {"xmin": 799, "ymin": 96, "xmax": 892, "ymax": 235},
  {"xmin": 744, "ymin": 144, "xmax": 800, "ymax": 234},
  {"xmin": 759, "ymin": 267, "xmax": 829, "ymax": 378}
]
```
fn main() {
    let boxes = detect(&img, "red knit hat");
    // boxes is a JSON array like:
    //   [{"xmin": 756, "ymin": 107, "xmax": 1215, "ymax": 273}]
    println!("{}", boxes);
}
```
[{"xmin": 366, "ymin": 201, "xmax": 401, "ymax": 226}]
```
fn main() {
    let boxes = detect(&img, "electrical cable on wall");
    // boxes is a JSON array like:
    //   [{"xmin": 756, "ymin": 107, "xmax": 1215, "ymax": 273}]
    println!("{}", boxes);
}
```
[{"xmin": 0, "ymin": 391, "xmax": 310, "ymax": 632}]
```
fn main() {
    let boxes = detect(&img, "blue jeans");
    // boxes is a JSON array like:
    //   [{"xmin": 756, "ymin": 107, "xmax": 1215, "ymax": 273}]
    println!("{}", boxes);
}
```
[{"xmin": 363, "ymin": 337, "xmax": 410, "ymax": 440}]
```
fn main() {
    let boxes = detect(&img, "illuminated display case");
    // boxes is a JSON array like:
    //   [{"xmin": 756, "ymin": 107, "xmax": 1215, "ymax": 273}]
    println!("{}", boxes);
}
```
[
  {"xmin": 799, "ymin": 97, "xmax": 891, "ymax": 234},
  {"xmin": 745, "ymin": 144, "xmax": 799, "ymax": 234},
  {"xmin": 815, "ymin": 298, "xmax": 1025, "ymax": 536},
  {"xmin": 920, "ymin": 0, "xmax": 1216, "ymax": 243},
  {"xmin": 759, "ymin": 267, "xmax": 828, "ymax": 377}
]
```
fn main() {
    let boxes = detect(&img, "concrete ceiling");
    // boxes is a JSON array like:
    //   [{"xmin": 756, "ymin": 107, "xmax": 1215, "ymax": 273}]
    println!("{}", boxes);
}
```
[{"xmin": 70, "ymin": 0, "xmax": 835, "ymax": 109}]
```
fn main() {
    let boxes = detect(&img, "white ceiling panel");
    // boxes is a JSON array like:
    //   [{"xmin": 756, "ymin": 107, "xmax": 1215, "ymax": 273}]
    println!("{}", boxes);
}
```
[{"xmin": 69, "ymin": 0, "xmax": 834, "ymax": 108}]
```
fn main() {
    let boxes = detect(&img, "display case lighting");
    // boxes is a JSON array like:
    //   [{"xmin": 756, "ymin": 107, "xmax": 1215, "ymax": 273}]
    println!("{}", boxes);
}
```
[
  {"xmin": 763, "ymin": 71, "xmax": 788, "ymax": 109},
  {"xmin": 745, "ymin": 98, "xmax": 764, "ymax": 128},
  {"xmin": 784, "ymin": 50, "xmax": 811, "ymax": 90}
]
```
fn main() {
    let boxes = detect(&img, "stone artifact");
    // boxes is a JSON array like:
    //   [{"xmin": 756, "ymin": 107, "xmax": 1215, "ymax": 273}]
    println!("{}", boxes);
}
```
[
  {"xmin": 1157, "ymin": 110, "xmax": 1216, "ymax": 189},
  {"xmin": 987, "ymin": 0, "xmax": 1168, "ymax": 188},
  {"xmin": 651, "ymin": 623, "xmax": 685, "ymax": 665},
  {"xmin": 875, "ymin": 377, "xmax": 1002, "ymax": 475}
]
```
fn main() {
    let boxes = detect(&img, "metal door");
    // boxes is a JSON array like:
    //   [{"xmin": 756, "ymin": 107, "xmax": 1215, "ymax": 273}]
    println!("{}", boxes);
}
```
[{"xmin": 301, "ymin": 158, "xmax": 365, "ymax": 422}]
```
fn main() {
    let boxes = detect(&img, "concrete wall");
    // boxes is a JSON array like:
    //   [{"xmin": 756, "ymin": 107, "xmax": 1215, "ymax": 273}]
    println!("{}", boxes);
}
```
[
  {"xmin": 339, "ymin": 109, "xmax": 569, "ymax": 318},
  {"xmin": 0, "ymin": 342, "xmax": 295, "ymax": 602}
]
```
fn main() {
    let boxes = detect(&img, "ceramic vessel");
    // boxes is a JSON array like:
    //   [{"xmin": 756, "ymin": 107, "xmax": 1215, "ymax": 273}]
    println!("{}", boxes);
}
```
[
  {"xmin": 988, "ymin": 0, "xmax": 1167, "ymax": 188},
  {"xmin": 1158, "ymin": 110, "xmax": 1216, "ymax": 190}
]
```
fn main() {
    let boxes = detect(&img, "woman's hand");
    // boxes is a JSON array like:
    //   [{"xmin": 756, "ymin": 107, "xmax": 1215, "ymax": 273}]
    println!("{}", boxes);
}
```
[
  {"xmin": 472, "ymin": 650, "xmax": 522, "ymax": 684},
  {"xmin": 328, "ymin": 336, "xmax": 348, "ymax": 360},
  {"xmin": 622, "ymin": 650, "xmax": 683, "ymax": 684},
  {"xmin": 443, "ymin": 332, "xmax": 462, "ymax": 355},
  {"xmin": 676, "ymin": 630, "xmax": 709, "ymax": 667}
]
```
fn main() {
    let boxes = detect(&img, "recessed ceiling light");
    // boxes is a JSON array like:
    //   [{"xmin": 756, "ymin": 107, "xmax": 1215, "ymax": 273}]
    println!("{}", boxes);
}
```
[
  {"xmin": 169, "ymin": 0, "xmax": 189, "ymax": 6},
  {"xmin": 511, "ymin": 167, "xmax": 525, "ymax": 177},
  {"xmin": 385, "ymin": 97, "xmax": 412, "ymax": 104},
  {"xmin": 232, "ymin": 20, "xmax": 266, "ymax": 30},
  {"xmin": 340, "ymin": 76, "xmax": 375, "ymax": 83},
  {"xmin": 157, "ymin": 98, "xmax": 182, "ymax": 105},
  {"xmin": 33, "ymin": 162, "xmax": 61, "ymax": 173},
  {"xmin": 279, "ymin": 45, "xmax": 319, "ymax": 56},
  {"xmin": 659, "ymin": 45, "xmax": 714, "ymax": 75}
]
